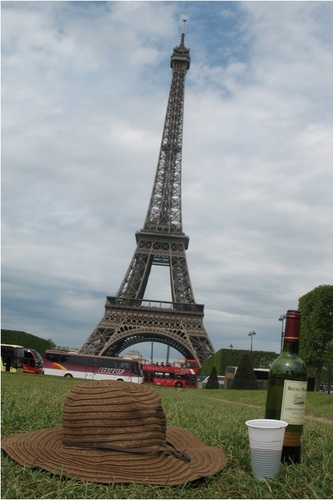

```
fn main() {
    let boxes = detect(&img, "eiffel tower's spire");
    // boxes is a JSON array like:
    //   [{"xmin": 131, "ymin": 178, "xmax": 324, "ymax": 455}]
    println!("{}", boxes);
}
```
[{"xmin": 143, "ymin": 22, "xmax": 190, "ymax": 235}]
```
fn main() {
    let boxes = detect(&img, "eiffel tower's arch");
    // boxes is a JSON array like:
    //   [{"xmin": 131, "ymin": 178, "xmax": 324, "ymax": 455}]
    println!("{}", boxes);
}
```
[{"xmin": 79, "ymin": 297, "xmax": 213, "ymax": 366}]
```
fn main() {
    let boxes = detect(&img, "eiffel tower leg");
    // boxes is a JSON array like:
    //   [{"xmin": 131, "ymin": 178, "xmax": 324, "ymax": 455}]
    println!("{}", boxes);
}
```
[{"xmin": 170, "ymin": 249, "xmax": 195, "ymax": 304}]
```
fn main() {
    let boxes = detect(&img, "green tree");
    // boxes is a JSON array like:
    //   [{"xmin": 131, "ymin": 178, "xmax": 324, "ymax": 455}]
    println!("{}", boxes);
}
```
[
  {"xmin": 299, "ymin": 284, "xmax": 333, "ymax": 391},
  {"xmin": 232, "ymin": 351, "xmax": 258, "ymax": 390},
  {"xmin": 1, "ymin": 330, "xmax": 56, "ymax": 357},
  {"xmin": 205, "ymin": 366, "xmax": 220, "ymax": 389}
]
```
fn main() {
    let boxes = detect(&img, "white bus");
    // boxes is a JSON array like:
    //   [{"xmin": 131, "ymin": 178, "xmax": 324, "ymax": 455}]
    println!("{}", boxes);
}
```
[{"xmin": 44, "ymin": 350, "xmax": 144, "ymax": 383}]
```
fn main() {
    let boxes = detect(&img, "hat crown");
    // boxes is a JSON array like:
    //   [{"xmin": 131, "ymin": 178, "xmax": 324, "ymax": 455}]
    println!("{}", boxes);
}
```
[{"xmin": 62, "ymin": 381, "xmax": 166, "ymax": 450}]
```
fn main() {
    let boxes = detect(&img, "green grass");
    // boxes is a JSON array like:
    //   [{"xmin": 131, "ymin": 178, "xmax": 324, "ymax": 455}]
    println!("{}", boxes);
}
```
[{"xmin": 1, "ymin": 373, "xmax": 333, "ymax": 499}]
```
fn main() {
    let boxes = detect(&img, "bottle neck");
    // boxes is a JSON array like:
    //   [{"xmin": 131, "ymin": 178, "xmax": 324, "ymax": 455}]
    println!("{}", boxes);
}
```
[
  {"xmin": 282, "ymin": 309, "xmax": 301, "ymax": 355},
  {"xmin": 282, "ymin": 339, "xmax": 300, "ymax": 355}
]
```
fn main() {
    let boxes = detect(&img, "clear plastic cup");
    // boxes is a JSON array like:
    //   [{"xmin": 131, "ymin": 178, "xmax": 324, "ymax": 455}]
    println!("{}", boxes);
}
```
[{"xmin": 245, "ymin": 419, "xmax": 288, "ymax": 480}]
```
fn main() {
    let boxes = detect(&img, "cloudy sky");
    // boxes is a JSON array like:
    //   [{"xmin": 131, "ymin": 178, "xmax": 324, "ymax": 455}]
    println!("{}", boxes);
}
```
[{"xmin": 2, "ymin": 1, "xmax": 333, "ymax": 363}]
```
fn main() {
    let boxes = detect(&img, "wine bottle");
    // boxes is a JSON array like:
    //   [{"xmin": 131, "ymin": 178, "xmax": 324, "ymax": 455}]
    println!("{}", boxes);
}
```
[{"xmin": 265, "ymin": 310, "xmax": 307, "ymax": 464}]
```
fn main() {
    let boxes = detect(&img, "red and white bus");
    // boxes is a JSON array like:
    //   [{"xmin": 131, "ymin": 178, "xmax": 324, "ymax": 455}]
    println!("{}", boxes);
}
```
[
  {"xmin": 142, "ymin": 359, "xmax": 198, "ymax": 388},
  {"xmin": 23, "ymin": 348, "xmax": 44, "ymax": 374},
  {"xmin": 44, "ymin": 350, "xmax": 144, "ymax": 383}
]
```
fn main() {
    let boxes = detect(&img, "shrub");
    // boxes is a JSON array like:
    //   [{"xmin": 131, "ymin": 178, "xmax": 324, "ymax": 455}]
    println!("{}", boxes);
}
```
[
  {"xmin": 205, "ymin": 366, "xmax": 220, "ymax": 389},
  {"xmin": 232, "ymin": 352, "xmax": 258, "ymax": 390}
]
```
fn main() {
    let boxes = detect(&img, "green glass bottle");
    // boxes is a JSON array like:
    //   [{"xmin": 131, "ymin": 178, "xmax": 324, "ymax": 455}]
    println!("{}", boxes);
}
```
[{"xmin": 265, "ymin": 310, "xmax": 307, "ymax": 464}]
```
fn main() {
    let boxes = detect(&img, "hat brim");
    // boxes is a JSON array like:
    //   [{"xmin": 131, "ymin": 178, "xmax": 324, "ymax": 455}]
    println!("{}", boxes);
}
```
[{"xmin": 2, "ymin": 425, "xmax": 227, "ymax": 485}]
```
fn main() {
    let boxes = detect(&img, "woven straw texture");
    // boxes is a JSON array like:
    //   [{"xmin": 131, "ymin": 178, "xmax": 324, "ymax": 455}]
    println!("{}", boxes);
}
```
[{"xmin": 2, "ymin": 380, "xmax": 227, "ymax": 485}]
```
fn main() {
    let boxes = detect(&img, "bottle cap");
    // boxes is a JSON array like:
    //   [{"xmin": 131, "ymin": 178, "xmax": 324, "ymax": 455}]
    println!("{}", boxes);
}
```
[{"xmin": 284, "ymin": 310, "xmax": 301, "ymax": 342}]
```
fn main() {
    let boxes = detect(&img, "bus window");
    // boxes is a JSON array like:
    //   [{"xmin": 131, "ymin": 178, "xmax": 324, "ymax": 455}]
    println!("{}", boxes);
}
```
[
  {"xmin": 1, "ymin": 344, "xmax": 24, "ymax": 373},
  {"xmin": 132, "ymin": 362, "xmax": 142, "ymax": 376}
]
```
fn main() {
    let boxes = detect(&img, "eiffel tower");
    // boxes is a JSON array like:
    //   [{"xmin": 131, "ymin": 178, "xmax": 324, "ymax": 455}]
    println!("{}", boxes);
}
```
[{"xmin": 79, "ymin": 25, "xmax": 215, "ymax": 366}]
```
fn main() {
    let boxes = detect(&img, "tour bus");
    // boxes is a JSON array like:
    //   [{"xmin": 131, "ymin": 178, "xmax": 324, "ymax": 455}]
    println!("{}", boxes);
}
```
[
  {"xmin": 44, "ymin": 350, "xmax": 144, "ymax": 383},
  {"xmin": 23, "ymin": 348, "xmax": 44, "ymax": 374},
  {"xmin": 224, "ymin": 365, "xmax": 270, "ymax": 389},
  {"xmin": 142, "ymin": 359, "xmax": 199, "ymax": 388},
  {"xmin": 1, "ymin": 344, "xmax": 24, "ymax": 373}
]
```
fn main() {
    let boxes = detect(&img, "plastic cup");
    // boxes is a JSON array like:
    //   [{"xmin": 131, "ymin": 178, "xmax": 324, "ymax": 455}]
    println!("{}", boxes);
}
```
[{"xmin": 245, "ymin": 419, "xmax": 288, "ymax": 480}]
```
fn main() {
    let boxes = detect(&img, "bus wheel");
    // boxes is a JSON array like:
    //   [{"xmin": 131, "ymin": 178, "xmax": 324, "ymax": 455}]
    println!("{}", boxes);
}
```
[
  {"xmin": 117, "ymin": 379, "xmax": 124, "ymax": 381},
  {"xmin": 64, "ymin": 373, "xmax": 73, "ymax": 378},
  {"xmin": 175, "ymin": 382, "xmax": 183, "ymax": 388}
]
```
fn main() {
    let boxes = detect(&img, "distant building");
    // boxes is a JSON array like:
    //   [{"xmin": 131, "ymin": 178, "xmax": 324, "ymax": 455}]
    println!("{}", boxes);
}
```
[
  {"xmin": 123, "ymin": 350, "xmax": 186, "ymax": 367},
  {"xmin": 122, "ymin": 350, "xmax": 145, "ymax": 361}
]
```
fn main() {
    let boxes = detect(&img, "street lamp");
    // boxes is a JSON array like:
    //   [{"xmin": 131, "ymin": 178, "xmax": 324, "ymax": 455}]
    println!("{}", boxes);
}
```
[
  {"xmin": 279, "ymin": 314, "xmax": 286, "ymax": 353},
  {"xmin": 248, "ymin": 331, "xmax": 256, "ymax": 351}
]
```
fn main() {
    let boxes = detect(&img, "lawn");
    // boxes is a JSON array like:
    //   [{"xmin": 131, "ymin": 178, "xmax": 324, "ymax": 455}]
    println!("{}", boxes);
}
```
[{"xmin": 1, "ymin": 372, "xmax": 333, "ymax": 499}]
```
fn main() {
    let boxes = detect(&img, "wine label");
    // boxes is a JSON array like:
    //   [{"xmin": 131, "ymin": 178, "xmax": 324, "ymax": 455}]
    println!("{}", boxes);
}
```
[
  {"xmin": 284, "ymin": 432, "xmax": 302, "ymax": 446},
  {"xmin": 280, "ymin": 379, "xmax": 307, "ymax": 424}
]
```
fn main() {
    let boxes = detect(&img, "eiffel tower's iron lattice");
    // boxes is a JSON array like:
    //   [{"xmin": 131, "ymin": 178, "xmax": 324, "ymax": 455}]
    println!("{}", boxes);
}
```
[{"xmin": 79, "ymin": 28, "xmax": 215, "ymax": 366}]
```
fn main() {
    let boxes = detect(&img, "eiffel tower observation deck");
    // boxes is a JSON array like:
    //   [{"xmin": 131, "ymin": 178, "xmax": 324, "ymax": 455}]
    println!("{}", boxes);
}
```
[{"xmin": 79, "ymin": 24, "xmax": 215, "ymax": 366}]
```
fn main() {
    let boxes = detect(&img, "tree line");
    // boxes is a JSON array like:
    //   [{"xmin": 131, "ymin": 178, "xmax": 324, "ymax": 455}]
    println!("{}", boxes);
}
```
[{"xmin": 1, "ymin": 329, "xmax": 55, "ymax": 357}]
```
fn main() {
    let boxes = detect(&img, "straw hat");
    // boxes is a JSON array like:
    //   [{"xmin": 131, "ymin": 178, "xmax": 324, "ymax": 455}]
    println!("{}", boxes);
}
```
[{"xmin": 2, "ymin": 380, "xmax": 227, "ymax": 485}]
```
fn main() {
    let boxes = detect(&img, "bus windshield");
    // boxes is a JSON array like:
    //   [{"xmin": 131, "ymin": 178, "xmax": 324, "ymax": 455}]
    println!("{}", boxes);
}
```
[
  {"xmin": 1, "ymin": 344, "xmax": 24, "ymax": 373},
  {"xmin": 44, "ymin": 350, "xmax": 144, "ymax": 383},
  {"xmin": 23, "ymin": 349, "xmax": 44, "ymax": 374}
]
